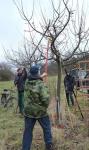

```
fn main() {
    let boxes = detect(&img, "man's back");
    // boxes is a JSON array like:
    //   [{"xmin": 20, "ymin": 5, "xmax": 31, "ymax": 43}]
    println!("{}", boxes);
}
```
[
  {"xmin": 24, "ymin": 78, "xmax": 50, "ymax": 118},
  {"xmin": 64, "ymin": 74, "xmax": 75, "ymax": 92}
]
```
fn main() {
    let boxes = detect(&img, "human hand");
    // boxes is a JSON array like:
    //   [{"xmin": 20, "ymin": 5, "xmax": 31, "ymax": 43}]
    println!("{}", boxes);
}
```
[{"xmin": 41, "ymin": 72, "xmax": 47, "ymax": 78}]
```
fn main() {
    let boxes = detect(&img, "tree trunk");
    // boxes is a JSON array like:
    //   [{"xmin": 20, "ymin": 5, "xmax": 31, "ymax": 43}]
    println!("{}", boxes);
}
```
[{"xmin": 56, "ymin": 56, "xmax": 62, "ymax": 124}]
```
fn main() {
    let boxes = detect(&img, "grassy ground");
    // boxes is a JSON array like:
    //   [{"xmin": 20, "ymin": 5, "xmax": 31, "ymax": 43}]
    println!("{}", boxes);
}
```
[
  {"xmin": 0, "ymin": 78, "xmax": 89, "ymax": 150},
  {"xmin": 0, "ymin": 81, "xmax": 13, "ymax": 91},
  {"xmin": 0, "ymin": 81, "xmax": 23, "ymax": 150}
]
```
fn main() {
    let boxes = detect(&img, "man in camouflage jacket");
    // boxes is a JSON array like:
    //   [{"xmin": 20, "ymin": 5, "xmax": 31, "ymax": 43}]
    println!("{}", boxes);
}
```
[{"xmin": 22, "ymin": 65, "xmax": 53, "ymax": 150}]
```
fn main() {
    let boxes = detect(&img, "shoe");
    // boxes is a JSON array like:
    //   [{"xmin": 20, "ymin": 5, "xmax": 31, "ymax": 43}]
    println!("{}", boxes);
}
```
[{"xmin": 46, "ymin": 143, "xmax": 53, "ymax": 150}]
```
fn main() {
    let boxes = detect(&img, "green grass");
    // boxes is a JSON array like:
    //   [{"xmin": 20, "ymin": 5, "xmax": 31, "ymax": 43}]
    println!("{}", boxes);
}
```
[
  {"xmin": 0, "ymin": 81, "xmax": 24, "ymax": 149},
  {"xmin": 0, "ymin": 79, "xmax": 89, "ymax": 150},
  {"xmin": 0, "ymin": 81, "xmax": 13, "ymax": 91},
  {"xmin": 48, "ymin": 76, "xmax": 57, "ymax": 97},
  {"xmin": 0, "ymin": 107, "xmax": 23, "ymax": 142}
]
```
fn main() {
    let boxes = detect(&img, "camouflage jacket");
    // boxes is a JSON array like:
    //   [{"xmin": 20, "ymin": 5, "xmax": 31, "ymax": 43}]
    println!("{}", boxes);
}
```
[{"xmin": 24, "ymin": 78, "xmax": 50, "ymax": 118}]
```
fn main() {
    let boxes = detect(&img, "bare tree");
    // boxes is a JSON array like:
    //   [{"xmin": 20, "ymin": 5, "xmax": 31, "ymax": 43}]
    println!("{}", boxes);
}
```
[
  {"xmin": 5, "ymin": 20, "xmax": 52, "ymax": 68},
  {"xmin": 5, "ymin": 0, "xmax": 89, "ymax": 123},
  {"xmin": 4, "ymin": 39, "xmax": 44, "ymax": 68},
  {"xmin": 0, "ymin": 62, "xmax": 14, "ymax": 81}
]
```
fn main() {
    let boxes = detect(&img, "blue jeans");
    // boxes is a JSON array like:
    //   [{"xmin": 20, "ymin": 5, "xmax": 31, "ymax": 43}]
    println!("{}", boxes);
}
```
[{"xmin": 22, "ymin": 116, "xmax": 52, "ymax": 150}]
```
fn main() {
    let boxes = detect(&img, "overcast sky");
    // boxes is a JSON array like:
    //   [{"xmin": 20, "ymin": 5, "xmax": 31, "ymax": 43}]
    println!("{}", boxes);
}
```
[
  {"xmin": 0, "ymin": 0, "xmax": 51, "ymax": 61},
  {"xmin": 0, "ymin": 0, "xmax": 23, "ymax": 61},
  {"xmin": 0, "ymin": 0, "xmax": 89, "ymax": 62}
]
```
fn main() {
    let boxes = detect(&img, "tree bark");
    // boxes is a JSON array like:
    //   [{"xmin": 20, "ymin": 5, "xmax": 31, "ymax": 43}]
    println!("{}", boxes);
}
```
[{"xmin": 56, "ymin": 56, "xmax": 62, "ymax": 123}]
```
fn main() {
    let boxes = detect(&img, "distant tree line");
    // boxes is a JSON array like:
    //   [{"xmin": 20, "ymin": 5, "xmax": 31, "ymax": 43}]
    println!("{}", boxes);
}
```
[
  {"xmin": 42, "ymin": 53, "xmax": 89, "ymax": 75},
  {"xmin": 0, "ymin": 63, "xmax": 14, "ymax": 81}
]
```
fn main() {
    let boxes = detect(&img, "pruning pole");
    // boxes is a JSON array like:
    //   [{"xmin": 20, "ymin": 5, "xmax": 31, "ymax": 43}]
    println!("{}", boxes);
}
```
[
  {"xmin": 45, "ymin": 39, "xmax": 50, "ymax": 82},
  {"xmin": 73, "ymin": 91, "xmax": 84, "ymax": 120}
]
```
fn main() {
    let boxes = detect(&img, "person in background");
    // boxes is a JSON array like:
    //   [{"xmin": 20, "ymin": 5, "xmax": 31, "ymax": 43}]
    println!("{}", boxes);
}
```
[
  {"xmin": 14, "ymin": 67, "xmax": 27, "ymax": 114},
  {"xmin": 22, "ymin": 65, "xmax": 53, "ymax": 150},
  {"xmin": 64, "ymin": 70, "xmax": 75, "ymax": 106}
]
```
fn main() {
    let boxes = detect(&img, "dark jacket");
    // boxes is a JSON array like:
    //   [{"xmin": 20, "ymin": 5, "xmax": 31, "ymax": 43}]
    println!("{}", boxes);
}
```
[
  {"xmin": 24, "ymin": 75, "xmax": 50, "ymax": 118},
  {"xmin": 64, "ymin": 74, "xmax": 75, "ymax": 92},
  {"xmin": 14, "ymin": 72, "xmax": 27, "ymax": 92}
]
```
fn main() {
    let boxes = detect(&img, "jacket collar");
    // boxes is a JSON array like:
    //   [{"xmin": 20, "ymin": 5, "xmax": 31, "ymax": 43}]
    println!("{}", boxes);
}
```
[{"xmin": 28, "ymin": 75, "xmax": 43, "ymax": 81}]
